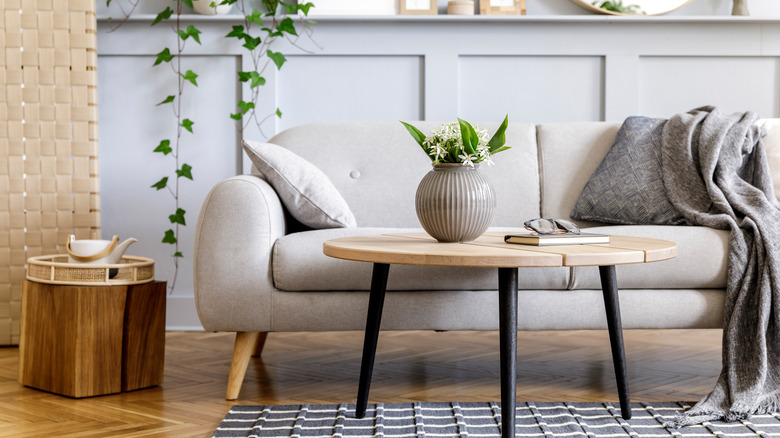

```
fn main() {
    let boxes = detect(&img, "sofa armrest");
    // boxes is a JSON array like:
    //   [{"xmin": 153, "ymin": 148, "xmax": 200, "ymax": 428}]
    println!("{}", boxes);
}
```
[{"xmin": 194, "ymin": 175, "xmax": 286, "ymax": 332}]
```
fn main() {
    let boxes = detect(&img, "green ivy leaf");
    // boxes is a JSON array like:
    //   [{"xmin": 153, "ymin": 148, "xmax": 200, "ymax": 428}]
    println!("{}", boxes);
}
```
[
  {"xmin": 230, "ymin": 113, "xmax": 242, "ymax": 120},
  {"xmin": 237, "ymin": 100, "xmax": 255, "ymax": 114},
  {"xmin": 182, "ymin": 0, "xmax": 194, "ymax": 8},
  {"xmin": 226, "ymin": 25, "xmax": 246, "ymax": 39},
  {"xmin": 181, "ymin": 118, "xmax": 194, "ymax": 133},
  {"xmin": 178, "ymin": 25, "xmax": 202, "ymax": 45},
  {"xmin": 246, "ymin": 9, "xmax": 264, "ymax": 25},
  {"xmin": 152, "ymin": 7, "xmax": 174, "ymax": 26},
  {"xmin": 173, "ymin": 251, "xmax": 184, "ymax": 258},
  {"xmin": 151, "ymin": 176, "xmax": 168, "ymax": 190},
  {"xmin": 267, "ymin": 50, "xmax": 286, "ymax": 69},
  {"xmin": 162, "ymin": 229, "xmax": 177, "ymax": 244},
  {"xmin": 237, "ymin": 71, "xmax": 266, "ymax": 88},
  {"xmin": 169, "ymin": 208, "xmax": 186, "ymax": 226},
  {"xmin": 276, "ymin": 108, "xmax": 282, "ymax": 118},
  {"xmin": 181, "ymin": 70, "xmax": 198, "ymax": 87},
  {"xmin": 243, "ymin": 36, "xmax": 262, "ymax": 51},
  {"xmin": 153, "ymin": 48, "xmax": 174, "ymax": 66},
  {"xmin": 156, "ymin": 95, "xmax": 175, "ymax": 106},
  {"xmin": 177, "ymin": 163, "xmax": 194, "ymax": 180},
  {"xmin": 153, "ymin": 140, "xmax": 172, "ymax": 155},
  {"xmin": 276, "ymin": 17, "xmax": 298, "ymax": 36},
  {"xmin": 298, "ymin": 2, "xmax": 314, "ymax": 15}
]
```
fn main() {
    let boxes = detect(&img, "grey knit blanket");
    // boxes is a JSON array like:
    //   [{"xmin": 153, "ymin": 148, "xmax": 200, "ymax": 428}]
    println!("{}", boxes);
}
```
[{"xmin": 660, "ymin": 107, "xmax": 780, "ymax": 427}]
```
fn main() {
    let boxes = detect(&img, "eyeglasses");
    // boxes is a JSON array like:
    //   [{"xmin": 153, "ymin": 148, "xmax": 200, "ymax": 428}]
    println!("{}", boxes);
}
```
[{"xmin": 523, "ymin": 218, "xmax": 581, "ymax": 235}]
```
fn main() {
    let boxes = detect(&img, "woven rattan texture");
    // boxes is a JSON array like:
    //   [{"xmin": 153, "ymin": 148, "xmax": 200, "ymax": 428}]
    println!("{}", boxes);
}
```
[{"xmin": 1, "ymin": 0, "xmax": 100, "ymax": 345}]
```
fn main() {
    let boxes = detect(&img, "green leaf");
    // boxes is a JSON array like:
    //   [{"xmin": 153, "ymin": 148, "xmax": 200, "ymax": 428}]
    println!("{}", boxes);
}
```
[
  {"xmin": 226, "ymin": 25, "xmax": 246, "ymax": 39},
  {"xmin": 178, "ymin": 25, "xmax": 202, "ymax": 45},
  {"xmin": 276, "ymin": 17, "xmax": 298, "ymax": 36},
  {"xmin": 153, "ymin": 48, "xmax": 174, "ymax": 66},
  {"xmin": 152, "ymin": 7, "xmax": 173, "ymax": 26},
  {"xmin": 238, "ymin": 71, "xmax": 266, "ymax": 88},
  {"xmin": 181, "ymin": 70, "xmax": 198, "ymax": 87},
  {"xmin": 458, "ymin": 118, "xmax": 478, "ymax": 156},
  {"xmin": 237, "ymin": 100, "xmax": 255, "ymax": 114},
  {"xmin": 180, "ymin": 118, "xmax": 194, "ymax": 133},
  {"xmin": 490, "ymin": 145, "xmax": 511, "ymax": 154},
  {"xmin": 246, "ymin": 9, "xmax": 264, "ymax": 25},
  {"xmin": 488, "ymin": 114, "xmax": 509, "ymax": 153},
  {"xmin": 243, "ymin": 36, "xmax": 262, "ymax": 50},
  {"xmin": 153, "ymin": 139, "xmax": 172, "ymax": 155},
  {"xmin": 173, "ymin": 251, "xmax": 184, "ymax": 258},
  {"xmin": 156, "ymin": 95, "xmax": 175, "ymax": 106},
  {"xmin": 400, "ymin": 120, "xmax": 428, "ymax": 156},
  {"xmin": 182, "ymin": 0, "xmax": 194, "ymax": 9},
  {"xmin": 298, "ymin": 2, "xmax": 314, "ymax": 15},
  {"xmin": 230, "ymin": 112, "xmax": 242, "ymax": 120},
  {"xmin": 169, "ymin": 208, "xmax": 186, "ymax": 226},
  {"xmin": 267, "ymin": 50, "xmax": 286, "ymax": 69},
  {"xmin": 276, "ymin": 108, "xmax": 282, "ymax": 118},
  {"xmin": 177, "ymin": 163, "xmax": 193, "ymax": 180},
  {"xmin": 150, "ymin": 176, "xmax": 168, "ymax": 190},
  {"xmin": 162, "ymin": 229, "xmax": 177, "ymax": 244}
]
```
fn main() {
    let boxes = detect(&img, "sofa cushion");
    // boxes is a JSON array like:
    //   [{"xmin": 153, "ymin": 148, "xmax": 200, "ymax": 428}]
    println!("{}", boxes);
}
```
[
  {"xmin": 243, "ymin": 139, "xmax": 357, "ymax": 228},
  {"xmin": 272, "ymin": 227, "xmax": 570, "ymax": 292},
  {"xmin": 570, "ymin": 225, "xmax": 728, "ymax": 290},
  {"xmin": 758, "ymin": 118, "xmax": 780, "ymax": 201},
  {"xmin": 570, "ymin": 117, "xmax": 686, "ymax": 225}
]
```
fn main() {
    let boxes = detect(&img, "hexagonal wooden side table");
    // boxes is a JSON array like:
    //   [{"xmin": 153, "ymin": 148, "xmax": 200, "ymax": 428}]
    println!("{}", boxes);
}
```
[{"xmin": 18, "ymin": 280, "xmax": 166, "ymax": 398}]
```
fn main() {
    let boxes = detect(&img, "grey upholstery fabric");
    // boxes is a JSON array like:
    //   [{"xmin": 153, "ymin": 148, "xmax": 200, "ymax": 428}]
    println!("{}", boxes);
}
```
[
  {"xmin": 243, "ymin": 139, "xmax": 357, "ymax": 228},
  {"xmin": 269, "ymin": 122, "xmax": 542, "ymax": 228},
  {"xmin": 571, "ymin": 117, "xmax": 686, "ymax": 225}
]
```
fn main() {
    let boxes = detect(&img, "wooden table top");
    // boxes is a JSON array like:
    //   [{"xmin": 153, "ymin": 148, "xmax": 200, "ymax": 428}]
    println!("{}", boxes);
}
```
[{"xmin": 323, "ymin": 232, "xmax": 677, "ymax": 268}]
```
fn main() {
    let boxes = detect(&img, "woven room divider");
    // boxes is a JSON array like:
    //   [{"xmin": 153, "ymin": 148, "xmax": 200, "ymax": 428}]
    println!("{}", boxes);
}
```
[{"xmin": 1, "ymin": 0, "xmax": 101, "ymax": 345}]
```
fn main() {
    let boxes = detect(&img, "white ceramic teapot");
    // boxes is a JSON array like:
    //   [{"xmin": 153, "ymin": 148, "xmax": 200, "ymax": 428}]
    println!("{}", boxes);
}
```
[{"xmin": 66, "ymin": 235, "xmax": 137, "ymax": 265}]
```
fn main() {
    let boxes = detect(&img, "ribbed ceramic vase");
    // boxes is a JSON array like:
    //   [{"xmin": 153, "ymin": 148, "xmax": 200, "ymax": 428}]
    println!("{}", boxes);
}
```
[{"xmin": 415, "ymin": 163, "xmax": 496, "ymax": 242}]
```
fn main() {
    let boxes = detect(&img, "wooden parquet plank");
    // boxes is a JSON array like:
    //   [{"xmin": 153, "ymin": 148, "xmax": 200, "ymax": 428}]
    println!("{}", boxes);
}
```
[{"xmin": 0, "ymin": 329, "xmax": 722, "ymax": 437}]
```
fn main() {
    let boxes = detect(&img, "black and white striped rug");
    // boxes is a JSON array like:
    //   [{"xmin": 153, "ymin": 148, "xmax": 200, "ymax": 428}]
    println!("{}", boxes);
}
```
[{"xmin": 212, "ymin": 401, "xmax": 780, "ymax": 437}]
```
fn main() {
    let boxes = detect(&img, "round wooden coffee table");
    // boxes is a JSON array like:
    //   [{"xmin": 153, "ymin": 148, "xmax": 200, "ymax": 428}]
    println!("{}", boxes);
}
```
[{"xmin": 323, "ymin": 231, "xmax": 676, "ymax": 438}]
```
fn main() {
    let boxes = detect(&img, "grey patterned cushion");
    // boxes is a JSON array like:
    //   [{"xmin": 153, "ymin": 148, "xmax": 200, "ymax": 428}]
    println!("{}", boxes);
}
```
[
  {"xmin": 243, "ymin": 139, "xmax": 357, "ymax": 228},
  {"xmin": 570, "ymin": 116, "xmax": 686, "ymax": 225}
]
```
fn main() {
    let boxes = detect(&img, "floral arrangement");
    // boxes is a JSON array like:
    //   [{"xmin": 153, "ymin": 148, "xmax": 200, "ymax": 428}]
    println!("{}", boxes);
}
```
[{"xmin": 401, "ymin": 116, "xmax": 510, "ymax": 166}]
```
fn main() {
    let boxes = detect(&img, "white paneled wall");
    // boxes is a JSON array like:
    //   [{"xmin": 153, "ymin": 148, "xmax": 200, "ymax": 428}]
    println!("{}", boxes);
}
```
[{"xmin": 97, "ymin": 7, "xmax": 780, "ymax": 329}]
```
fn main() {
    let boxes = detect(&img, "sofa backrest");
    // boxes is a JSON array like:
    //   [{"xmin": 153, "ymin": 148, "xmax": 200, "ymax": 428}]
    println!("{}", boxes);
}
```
[
  {"xmin": 536, "ymin": 122, "xmax": 621, "ymax": 222},
  {"xmin": 268, "ymin": 121, "xmax": 541, "ymax": 228}
]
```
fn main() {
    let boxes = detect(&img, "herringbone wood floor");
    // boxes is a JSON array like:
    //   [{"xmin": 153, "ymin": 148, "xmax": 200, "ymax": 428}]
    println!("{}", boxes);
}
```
[{"xmin": 0, "ymin": 329, "xmax": 721, "ymax": 437}]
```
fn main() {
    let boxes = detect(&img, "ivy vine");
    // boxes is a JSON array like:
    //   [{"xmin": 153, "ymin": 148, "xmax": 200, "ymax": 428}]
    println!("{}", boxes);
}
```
[{"xmin": 106, "ymin": 0, "xmax": 315, "ymax": 293}]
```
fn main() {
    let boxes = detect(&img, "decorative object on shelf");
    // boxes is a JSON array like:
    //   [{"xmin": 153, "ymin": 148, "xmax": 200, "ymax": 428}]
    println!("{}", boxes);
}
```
[
  {"xmin": 307, "ymin": 0, "xmax": 395, "ymax": 15},
  {"xmin": 26, "ymin": 255, "xmax": 155, "ymax": 286},
  {"xmin": 191, "ymin": 0, "xmax": 233, "ymax": 15},
  {"xmin": 400, "ymin": 0, "xmax": 438, "ymax": 15},
  {"xmin": 732, "ymin": 0, "xmax": 749, "ymax": 15},
  {"xmin": 479, "ymin": 0, "xmax": 525, "ymax": 15},
  {"xmin": 401, "ymin": 116, "xmax": 510, "ymax": 242},
  {"xmin": 570, "ymin": 0, "xmax": 693, "ymax": 16},
  {"xmin": 448, "ymin": 1, "xmax": 475, "ymax": 14},
  {"xmin": 66, "ymin": 235, "xmax": 138, "ymax": 279}
]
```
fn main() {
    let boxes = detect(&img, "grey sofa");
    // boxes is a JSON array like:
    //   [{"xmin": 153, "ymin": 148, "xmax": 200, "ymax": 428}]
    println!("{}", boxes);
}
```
[{"xmin": 194, "ymin": 121, "xmax": 738, "ymax": 400}]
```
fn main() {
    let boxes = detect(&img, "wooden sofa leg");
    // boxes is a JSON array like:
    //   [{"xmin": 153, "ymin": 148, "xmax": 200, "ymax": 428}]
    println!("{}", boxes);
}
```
[
  {"xmin": 226, "ymin": 332, "xmax": 259, "ymax": 400},
  {"xmin": 252, "ymin": 332, "xmax": 269, "ymax": 357}
]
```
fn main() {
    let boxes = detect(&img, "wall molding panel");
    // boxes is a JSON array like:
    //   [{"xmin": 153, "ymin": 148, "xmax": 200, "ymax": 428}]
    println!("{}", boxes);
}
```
[{"xmin": 96, "ymin": 16, "xmax": 780, "ymax": 330}]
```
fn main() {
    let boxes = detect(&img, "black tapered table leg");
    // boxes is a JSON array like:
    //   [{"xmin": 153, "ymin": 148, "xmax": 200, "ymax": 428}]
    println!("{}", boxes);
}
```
[
  {"xmin": 599, "ymin": 265, "xmax": 631, "ymax": 420},
  {"xmin": 355, "ymin": 263, "xmax": 390, "ymax": 418},
  {"xmin": 498, "ymin": 267, "xmax": 518, "ymax": 438}
]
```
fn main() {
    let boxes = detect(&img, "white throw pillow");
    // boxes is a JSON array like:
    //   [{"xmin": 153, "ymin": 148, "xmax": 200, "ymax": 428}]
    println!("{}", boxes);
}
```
[{"xmin": 242, "ymin": 139, "xmax": 357, "ymax": 228}]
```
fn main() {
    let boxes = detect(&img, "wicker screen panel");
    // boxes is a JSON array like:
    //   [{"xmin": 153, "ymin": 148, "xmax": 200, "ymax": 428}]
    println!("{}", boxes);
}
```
[{"xmin": 1, "ymin": 0, "xmax": 100, "ymax": 345}]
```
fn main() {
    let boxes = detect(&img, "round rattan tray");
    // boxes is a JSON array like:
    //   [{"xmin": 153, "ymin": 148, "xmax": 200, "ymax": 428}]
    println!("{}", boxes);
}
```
[{"xmin": 26, "ymin": 255, "xmax": 155, "ymax": 286}]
